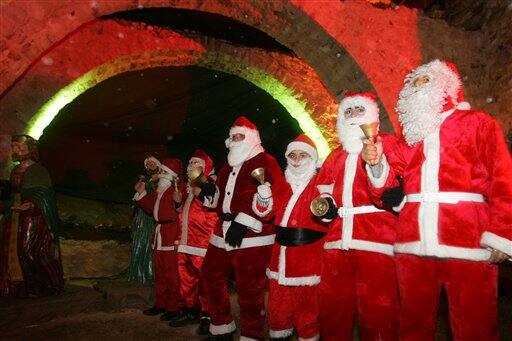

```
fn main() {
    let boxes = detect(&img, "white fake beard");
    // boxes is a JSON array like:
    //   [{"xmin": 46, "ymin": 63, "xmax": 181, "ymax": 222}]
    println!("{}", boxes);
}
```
[
  {"xmin": 397, "ymin": 81, "xmax": 445, "ymax": 146},
  {"xmin": 337, "ymin": 123, "xmax": 365, "ymax": 154},
  {"xmin": 226, "ymin": 140, "xmax": 253, "ymax": 167},
  {"xmin": 157, "ymin": 176, "xmax": 173, "ymax": 193},
  {"xmin": 285, "ymin": 157, "xmax": 316, "ymax": 191}
]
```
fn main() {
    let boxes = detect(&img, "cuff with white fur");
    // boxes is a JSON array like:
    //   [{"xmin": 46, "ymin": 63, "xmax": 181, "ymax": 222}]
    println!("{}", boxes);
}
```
[{"xmin": 234, "ymin": 212, "xmax": 263, "ymax": 233}]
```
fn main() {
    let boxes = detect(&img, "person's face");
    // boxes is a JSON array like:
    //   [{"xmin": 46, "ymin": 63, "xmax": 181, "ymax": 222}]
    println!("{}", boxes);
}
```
[
  {"xmin": 287, "ymin": 150, "xmax": 311, "ymax": 167},
  {"xmin": 188, "ymin": 159, "xmax": 203, "ymax": 170},
  {"xmin": 344, "ymin": 106, "xmax": 366, "ymax": 121},
  {"xmin": 229, "ymin": 133, "xmax": 245, "ymax": 143},
  {"xmin": 146, "ymin": 160, "xmax": 158, "ymax": 171},
  {"xmin": 411, "ymin": 74, "xmax": 430, "ymax": 88},
  {"xmin": 11, "ymin": 142, "xmax": 30, "ymax": 161}
]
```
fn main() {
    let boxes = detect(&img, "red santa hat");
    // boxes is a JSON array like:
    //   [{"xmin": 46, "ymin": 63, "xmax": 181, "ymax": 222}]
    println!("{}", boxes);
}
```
[
  {"xmin": 409, "ymin": 60, "xmax": 470, "ymax": 110},
  {"xmin": 285, "ymin": 134, "xmax": 318, "ymax": 163},
  {"xmin": 229, "ymin": 116, "xmax": 261, "ymax": 144},
  {"xmin": 160, "ymin": 158, "xmax": 182, "ymax": 179},
  {"xmin": 144, "ymin": 156, "xmax": 161, "ymax": 170},
  {"xmin": 339, "ymin": 91, "xmax": 380, "ymax": 123},
  {"xmin": 190, "ymin": 149, "xmax": 214, "ymax": 176}
]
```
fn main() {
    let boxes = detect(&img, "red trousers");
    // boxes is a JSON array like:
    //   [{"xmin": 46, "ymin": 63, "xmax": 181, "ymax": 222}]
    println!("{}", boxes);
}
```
[
  {"xmin": 319, "ymin": 250, "xmax": 399, "ymax": 341},
  {"xmin": 178, "ymin": 252, "xmax": 207, "ymax": 312},
  {"xmin": 268, "ymin": 280, "xmax": 319, "ymax": 340},
  {"xmin": 153, "ymin": 249, "xmax": 180, "ymax": 311},
  {"xmin": 202, "ymin": 244, "xmax": 271, "ymax": 340},
  {"xmin": 396, "ymin": 254, "xmax": 499, "ymax": 341}
]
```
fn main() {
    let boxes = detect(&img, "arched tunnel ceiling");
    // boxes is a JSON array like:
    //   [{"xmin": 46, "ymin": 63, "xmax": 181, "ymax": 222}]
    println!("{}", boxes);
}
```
[{"xmin": 41, "ymin": 66, "xmax": 303, "ymax": 167}]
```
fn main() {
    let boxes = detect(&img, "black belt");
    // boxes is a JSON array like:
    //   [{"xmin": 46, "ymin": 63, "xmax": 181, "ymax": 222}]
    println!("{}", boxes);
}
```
[
  {"xmin": 276, "ymin": 226, "xmax": 325, "ymax": 247},
  {"xmin": 220, "ymin": 213, "xmax": 235, "ymax": 221},
  {"xmin": 156, "ymin": 218, "xmax": 177, "ymax": 224}
]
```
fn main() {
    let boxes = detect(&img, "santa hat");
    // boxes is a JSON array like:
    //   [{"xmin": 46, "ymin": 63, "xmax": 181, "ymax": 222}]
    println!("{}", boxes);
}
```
[
  {"xmin": 229, "ymin": 116, "xmax": 261, "ymax": 144},
  {"xmin": 190, "ymin": 149, "xmax": 215, "ymax": 176},
  {"xmin": 144, "ymin": 156, "xmax": 161, "ymax": 170},
  {"xmin": 285, "ymin": 134, "xmax": 318, "ymax": 163},
  {"xmin": 408, "ymin": 60, "xmax": 470, "ymax": 110},
  {"xmin": 338, "ymin": 92, "xmax": 380, "ymax": 123},
  {"xmin": 160, "ymin": 158, "xmax": 182, "ymax": 179}
]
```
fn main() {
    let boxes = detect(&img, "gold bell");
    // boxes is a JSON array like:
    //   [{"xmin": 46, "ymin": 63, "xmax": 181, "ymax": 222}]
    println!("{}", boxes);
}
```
[
  {"xmin": 251, "ymin": 167, "xmax": 265, "ymax": 185},
  {"xmin": 359, "ymin": 122, "xmax": 379, "ymax": 144},
  {"xmin": 188, "ymin": 167, "xmax": 207, "ymax": 187},
  {"xmin": 310, "ymin": 196, "xmax": 330, "ymax": 217}
]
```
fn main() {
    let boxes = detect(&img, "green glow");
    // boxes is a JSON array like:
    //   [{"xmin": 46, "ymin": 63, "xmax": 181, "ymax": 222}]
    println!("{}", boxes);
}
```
[{"xmin": 26, "ymin": 53, "xmax": 331, "ymax": 159}]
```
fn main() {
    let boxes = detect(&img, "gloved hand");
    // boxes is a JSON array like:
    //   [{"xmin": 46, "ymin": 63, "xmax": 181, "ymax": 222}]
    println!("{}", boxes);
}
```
[
  {"xmin": 381, "ymin": 176, "xmax": 404, "ymax": 208},
  {"xmin": 224, "ymin": 221, "xmax": 248, "ymax": 248},
  {"xmin": 322, "ymin": 197, "xmax": 338, "ymax": 220},
  {"xmin": 256, "ymin": 182, "xmax": 272, "ymax": 199},
  {"xmin": 198, "ymin": 181, "xmax": 216, "ymax": 201}
]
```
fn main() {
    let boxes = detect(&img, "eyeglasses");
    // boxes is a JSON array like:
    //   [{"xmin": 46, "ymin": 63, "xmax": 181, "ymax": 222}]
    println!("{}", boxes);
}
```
[{"xmin": 344, "ymin": 106, "xmax": 366, "ymax": 119}]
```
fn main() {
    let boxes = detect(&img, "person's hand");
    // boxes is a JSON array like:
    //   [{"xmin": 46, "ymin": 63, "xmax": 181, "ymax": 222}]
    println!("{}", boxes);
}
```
[
  {"xmin": 150, "ymin": 174, "xmax": 159, "ymax": 182},
  {"xmin": 198, "ymin": 182, "xmax": 216, "ymax": 201},
  {"xmin": 257, "ymin": 183, "xmax": 272, "ymax": 199},
  {"xmin": 191, "ymin": 186, "xmax": 202, "ymax": 196},
  {"xmin": 224, "ymin": 221, "xmax": 248, "ymax": 248},
  {"xmin": 135, "ymin": 181, "xmax": 145, "ymax": 194},
  {"xmin": 11, "ymin": 202, "xmax": 33, "ymax": 212},
  {"xmin": 488, "ymin": 249, "xmax": 509, "ymax": 263},
  {"xmin": 172, "ymin": 190, "xmax": 183, "ymax": 204},
  {"xmin": 362, "ymin": 136, "xmax": 383, "ymax": 166}
]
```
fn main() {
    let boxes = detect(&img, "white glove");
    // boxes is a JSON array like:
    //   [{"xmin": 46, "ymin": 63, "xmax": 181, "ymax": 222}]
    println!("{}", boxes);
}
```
[{"xmin": 257, "ymin": 182, "xmax": 272, "ymax": 199}]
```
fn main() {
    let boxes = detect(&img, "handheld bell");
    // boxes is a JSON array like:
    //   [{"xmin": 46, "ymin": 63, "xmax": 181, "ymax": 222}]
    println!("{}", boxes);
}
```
[
  {"xmin": 189, "ymin": 167, "xmax": 207, "ymax": 187},
  {"xmin": 359, "ymin": 122, "xmax": 379, "ymax": 144},
  {"xmin": 251, "ymin": 167, "xmax": 265, "ymax": 185},
  {"xmin": 310, "ymin": 196, "xmax": 330, "ymax": 217}
]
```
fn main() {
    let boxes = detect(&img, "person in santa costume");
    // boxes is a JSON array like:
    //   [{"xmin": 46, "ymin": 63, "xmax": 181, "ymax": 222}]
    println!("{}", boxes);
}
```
[
  {"xmin": 200, "ymin": 116, "xmax": 286, "ymax": 341},
  {"xmin": 362, "ymin": 60, "xmax": 512, "ymax": 340},
  {"xmin": 134, "ymin": 158, "xmax": 185, "ymax": 322},
  {"xmin": 266, "ymin": 134, "xmax": 327, "ymax": 341},
  {"xmin": 315, "ymin": 92, "xmax": 400, "ymax": 340},
  {"xmin": 170, "ymin": 149, "xmax": 218, "ymax": 335}
]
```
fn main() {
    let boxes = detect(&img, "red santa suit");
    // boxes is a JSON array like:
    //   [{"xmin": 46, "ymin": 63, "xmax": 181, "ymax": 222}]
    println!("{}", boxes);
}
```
[
  {"xmin": 135, "ymin": 158, "xmax": 184, "ymax": 313},
  {"xmin": 178, "ymin": 149, "xmax": 218, "ymax": 318},
  {"xmin": 366, "ymin": 60, "xmax": 512, "ymax": 341},
  {"xmin": 317, "ymin": 93, "xmax": 399, "ymax": 341},
  {"xmin": 266, "ymin": 135, "xmax": 327, "ymax": 341},
  {"xmin": 201, "ymin": 117, "xmax": 286, "ymax": 340}
]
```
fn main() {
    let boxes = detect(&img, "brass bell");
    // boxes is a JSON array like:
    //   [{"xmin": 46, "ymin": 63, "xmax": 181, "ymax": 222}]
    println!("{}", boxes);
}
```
[
  {"xmin": 310, "ymin": 196, "xmax": 330, "ymax": 217},
  {"xmin": 251, "ymin": 167, "xmax": 265, "ymax": 185},
  {"xmin": 188, "ymin": 167, "xmax": 207, "ymax": 187},
  {"xmin": 359, "ymin": 122, "xmax": 379, "ymax": 144}
]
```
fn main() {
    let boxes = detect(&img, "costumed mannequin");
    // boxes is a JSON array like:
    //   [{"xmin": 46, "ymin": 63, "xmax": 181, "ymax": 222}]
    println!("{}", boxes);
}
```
[
  {"xmin": 201, "ymin": 116, "xmax": 286, "ymax": 340},
  {"xmin": 171, "ymin": 149, "xmax": 218, "ymax": 335},
  {"xmin": 316, "ymin": 93, "xmax": 399, "ymax": 340},
  {"xmin": 134, "ymin": 158, "xmax": 185, "ymax": 322},
  {"xmin": 128, "ymin": 156, "xmax": 160, "ymax": 285},
  {"xmin": 362, "ymin": 60, "xmax": 512, "ymax": 340},
  {"xmin": 0, "ymin": 135, "xmax": 64, "ymax": 297},
  {"xmin": 266, "ymin": 134, "xmax": 327, "ymax": 341}
]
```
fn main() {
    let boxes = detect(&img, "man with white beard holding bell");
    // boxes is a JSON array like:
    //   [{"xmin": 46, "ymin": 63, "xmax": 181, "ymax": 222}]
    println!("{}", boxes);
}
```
[
  {"xmin": 266, "ymin": 134, "xmax": 327, "ymax": 341},
  {"xmin": 362, "ymin": 60, "xmax": 512, "ymax": 340},
  {"xmin": 201, "ymin": 116, "xmax": 286, "ymax": 341},
  {"xmin": 315, "ymin": 92, "xmax": 399, "ymax": 341}
]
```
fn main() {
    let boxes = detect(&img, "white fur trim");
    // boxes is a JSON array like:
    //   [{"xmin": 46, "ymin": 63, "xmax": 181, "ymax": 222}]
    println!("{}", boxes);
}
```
[
  {"xmin": 222, "ymin": 165, "xmax": 240, "ymax": 213},
  {"xmin": 209, "ymin": 320, "xmax": 236, "ymax": 335},
  {"xmin": 280, "ymin": 181, "xmax": 308, "ymax": 226},
  {"xmin": 152, "ymin": 224, "xmax": 177, "ymax": 251},
  {"xmin": 180, "ymin": 194, "xmax": 194, "ymax": 245},
  {"xmin": 234, "ymin": 212, "xmax": 263, "ymax": 233},
  {"xmin": 286, "ymin": 141, "xmax": 318, "ymax": 163},
  {"xmin": 266, "ymin": 268, "xmax": 320, "ymax": 286},
  {"xmin": 299, "ymin": 334, "xmax": 319, "ymax": 341},
  {"xmin": 269, "ymin": 328, "xmax": 294, "ymax": 338},
  {"xmin": 394, "ymin": 241, "xmax": 490, "ymax": 261},
  {"xmin": 210, "ymin": 234, "xmax": 275, "ymax": 251},
  {"xmin": 340, "ymin": 153, "xmax": 358, "ymax": 249},
  {"xmin": 339, "ymin": 95, "xmax": 379, "ymax": 123},
  {"xmin": 324, "ymin": 239, "xmax": 394, "ymax": 255},
  {"xmin": 316, "ymin": 184, "xmax": 334, "ymax": 196},
  {"xmin": 456, "ymin": 101, "xmax": 471, "ymax": 110},
  {"xmin": 365, "ymin": 154, "xmax": 389, "ymax": 189},
  {"xmin": 160, "ymin": 164, "xmax": 177, "ymax": 178},
  {"xmin": 480, "ymin": 232, "xmax": 512, "ymax": 257},
  {"xmin": 177, "ymin": 245, "xmax": 207, "ymax": 257},
  {"xmin": 240, "ymin": 337, "xmax": 259, "ymax": 341},
  {"xmin": 134, "ymin": 191, "xmax": 147, "ymax": 201},
  {"xmin": 251, "ymin": 193, "xmax": 273, "ymax": 218}
]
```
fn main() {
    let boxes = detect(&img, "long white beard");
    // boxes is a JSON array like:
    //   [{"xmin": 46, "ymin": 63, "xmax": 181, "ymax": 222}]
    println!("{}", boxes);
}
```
[
  {"xmin": 397, "ymin": 82, "xmax": 445, "ymax": 146},
  {"xmin": 285, "ymin": 158, "xmax": 316, "ymax": 192},
  {"xmin": 226, "ymin": 140, "xmax": 253, "ymax": 167},
  {"xmin": 337, "ymin": 123, "xmax": 365, "ymax": 154},
  {"xmin": 157, "ymin": 177, "xmax": 172, "ymax": 193}
]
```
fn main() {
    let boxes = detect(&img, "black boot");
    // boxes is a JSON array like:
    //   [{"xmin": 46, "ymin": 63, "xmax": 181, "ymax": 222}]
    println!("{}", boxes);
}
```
[
  {"xmin": 142, "ymin": 306, "xmax": 165, "ymax": 316},
  {"xmin": 169, "ymin": 308, "xmax": 200, "ymax": 327},
  {"xmin": 196, "ymin": 313, "xmax": 211, "ymax": 335},
  {"xmin": 208, "ymin": 332, "xmax": 234, "ymax": 341},
  {"xmin": 160, "ymin": 310, "xmax": 180, "ymax": 321}
]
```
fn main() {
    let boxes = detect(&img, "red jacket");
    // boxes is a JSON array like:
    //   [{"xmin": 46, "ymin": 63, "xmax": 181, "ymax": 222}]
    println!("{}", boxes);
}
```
[
  {"xmin": 316, "ymin": 134, "xmax": 398, "ymax": 255},
  {"xmin": 368, "ymin": 109, "xmax": 512, "ymax": 261}
]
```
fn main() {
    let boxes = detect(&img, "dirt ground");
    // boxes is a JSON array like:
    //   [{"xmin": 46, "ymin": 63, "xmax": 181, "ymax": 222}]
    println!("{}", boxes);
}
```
[{"xmin": 1, "ymin": 266, "xmax": 511, "ymax": 341}]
